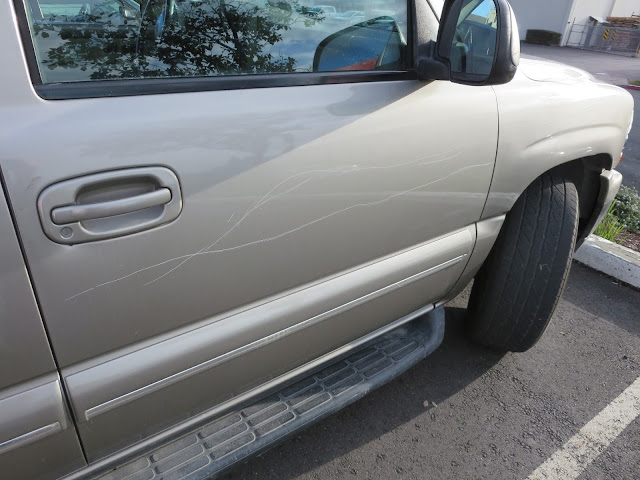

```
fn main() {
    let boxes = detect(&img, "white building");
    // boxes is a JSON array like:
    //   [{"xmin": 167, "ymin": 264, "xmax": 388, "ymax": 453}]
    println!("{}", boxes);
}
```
[{"xmin": 508, "ymin": 0, "xmax": 640, "ymax": 45}]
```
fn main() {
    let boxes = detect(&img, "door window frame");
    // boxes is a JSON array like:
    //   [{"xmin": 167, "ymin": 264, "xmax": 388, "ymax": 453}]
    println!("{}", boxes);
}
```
[{"xmin": 12, "ymin": 0, "xmax": 419, "ymax": 100}]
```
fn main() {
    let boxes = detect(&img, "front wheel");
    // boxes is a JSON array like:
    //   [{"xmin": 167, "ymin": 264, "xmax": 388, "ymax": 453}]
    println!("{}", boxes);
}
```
[{"xmin": 467, "ymin": 173, "xmax": 579, "ymax": 352}]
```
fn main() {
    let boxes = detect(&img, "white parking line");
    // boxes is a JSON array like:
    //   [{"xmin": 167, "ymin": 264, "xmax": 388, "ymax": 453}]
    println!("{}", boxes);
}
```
[{"xmin": 527, "ymin": 376, "xmax": 640, "ymax": 480}]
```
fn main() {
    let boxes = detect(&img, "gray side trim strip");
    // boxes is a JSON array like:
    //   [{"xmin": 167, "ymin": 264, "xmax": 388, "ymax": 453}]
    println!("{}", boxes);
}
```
[
  {"xmin": 0, "ymin": 422, "xmax": 62, "ymax": 455},
  {"xmin": 85, "ymin": 254, "xmax": 466, "ymax": 420}
]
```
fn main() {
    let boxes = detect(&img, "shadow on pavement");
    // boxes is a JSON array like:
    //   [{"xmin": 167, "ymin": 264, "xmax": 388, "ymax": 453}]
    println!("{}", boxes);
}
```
[
  {"xmin": 225, "ymin": 306, "xmax": 504, "ymax": 480},
  {"xmin": 564, "ymin": 262, "xmax": 640, "ymax": 338}
]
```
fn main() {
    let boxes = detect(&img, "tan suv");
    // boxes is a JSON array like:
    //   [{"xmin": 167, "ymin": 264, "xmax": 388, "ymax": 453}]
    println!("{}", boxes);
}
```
[{"xmin": 0, "ymin": 0, "xmax": 632, "ymax": 478}]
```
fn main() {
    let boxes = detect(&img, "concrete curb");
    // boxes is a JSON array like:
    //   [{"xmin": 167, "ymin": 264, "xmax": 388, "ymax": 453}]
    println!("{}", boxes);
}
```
[
  {"xmin": 574, "ymin": 235, "xmax": 640, "ymax": 289},
  {"xmin": 621, "ymin": 84, "xmax": 640, "ymax": 91}
]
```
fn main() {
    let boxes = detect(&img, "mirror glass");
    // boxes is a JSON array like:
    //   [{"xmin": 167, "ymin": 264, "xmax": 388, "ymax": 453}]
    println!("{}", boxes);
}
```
[
  {"xmin": 314, "ymin": 18, "xmax": 406, "ymax": 72},
  {"xmin": 449, "ymin": 0, "xmax": 498, "ymax": 76}
]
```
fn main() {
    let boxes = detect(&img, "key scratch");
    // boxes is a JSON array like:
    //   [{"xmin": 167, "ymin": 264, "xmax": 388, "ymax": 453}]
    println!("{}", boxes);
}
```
[{"xmin": 66, "ymin": 150, "xmax": 473, "ymax": 301}]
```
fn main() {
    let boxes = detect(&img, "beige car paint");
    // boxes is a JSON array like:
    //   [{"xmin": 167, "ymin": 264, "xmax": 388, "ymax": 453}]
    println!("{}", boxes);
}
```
[
  {"xmin": 483, "ymin": 58, "xmax": 633, "ymax": 219},
  {"xmin": 1, "ymin": 1, "xmax": 501, "ymax": 459},
  {"xmin": 0, "ymin": 186, "xmax": 86, "ymax": 480},
  {"xmin": 0, "ymin": 0, "xmax": 634, "ymax": 477}
]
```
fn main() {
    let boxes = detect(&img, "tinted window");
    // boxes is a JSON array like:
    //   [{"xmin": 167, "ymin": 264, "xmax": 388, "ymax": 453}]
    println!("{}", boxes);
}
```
[{"xmin": 22, "ymin": 0, "xmax": 409, "ymax": 83}]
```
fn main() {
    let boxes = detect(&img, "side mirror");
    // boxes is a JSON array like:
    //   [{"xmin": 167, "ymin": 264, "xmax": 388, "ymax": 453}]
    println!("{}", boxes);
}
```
[
  {"xmin": 120, "ymin": 7, "xmax": 139, "ymax": 20},
  {"xmin": 418, "ymin": 0, "xmax": 520, "ymax": 85},
  {"xmin": 119, "ymin": 0, "xmax": 141, "ymax": 21},
  {"xmin": 313, "ymin": 17, "xmax": 407, "ymax": 72}
]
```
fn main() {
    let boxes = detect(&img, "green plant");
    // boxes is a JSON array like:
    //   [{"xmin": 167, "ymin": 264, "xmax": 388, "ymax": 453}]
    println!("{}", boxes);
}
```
[
  {"xmin": 630, "ymin": 80, "xmax": 640, "ymax": 86},
  {"xmin": 612, "ymin": 185, "xmax": 640, "ymax": 231},
  {"xmin": 594, "ymin": 201, "xmax": 625, "ymax": 241},
  {"xmin": 525, "ymin": 30, "xmax": 562, "ymax": 46}
]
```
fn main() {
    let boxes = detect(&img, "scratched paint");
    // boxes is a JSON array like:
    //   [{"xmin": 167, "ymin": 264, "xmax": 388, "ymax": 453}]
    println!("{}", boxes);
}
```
[{"xmin": 65, "ymin": 150, "xmax": 484, "ymax": 301}]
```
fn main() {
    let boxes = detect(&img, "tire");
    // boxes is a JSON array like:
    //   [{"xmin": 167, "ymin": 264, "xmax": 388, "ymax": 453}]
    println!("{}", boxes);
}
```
[{"xmin": 467, "ymin": 173, "xmax": 579, "ymax": 352}]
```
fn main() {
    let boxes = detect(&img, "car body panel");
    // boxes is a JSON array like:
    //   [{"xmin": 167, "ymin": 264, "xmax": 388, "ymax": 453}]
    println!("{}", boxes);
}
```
[
  {"xmin": 0, "ymin": 78, "xmax": 498, "ymax": 369},
  {"xmin": 482, "ymin": 58, "xmax": 634, "ymax": 219},
  {"xmin": 0, "ymin": 182, "xmax": 85, "ymax": 479},
  {"xmin": 0, "ymin": 375, "xmax": 87, "ymax": 480},
  {"xmin": 0, "ymin": 176, "xmax": 56, "ymax": 390},
  {"xmin": 1, "ymin": 0, "xmax": 499, "ymax": 461},
  {"xmin": 0, "ymin": 0, "xmax": 635, "ymax": 476},
  {"xmin": 65, "ymin": 227, "xmax": 474, "ymax": 459},
  {"xmin": 436, "ymin": 214, "xmax": 506, "ymax": 307}
]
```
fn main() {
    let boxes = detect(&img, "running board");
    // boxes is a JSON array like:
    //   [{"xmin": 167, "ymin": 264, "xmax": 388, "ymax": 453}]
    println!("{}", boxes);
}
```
[{"xmin": 96, "ymin": 308, "xmax": 445, "ymax": 480}]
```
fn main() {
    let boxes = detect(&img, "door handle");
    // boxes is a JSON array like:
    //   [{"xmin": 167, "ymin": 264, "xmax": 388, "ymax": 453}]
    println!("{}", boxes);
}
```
[
  {"xmin": 51, "ymin": 188, "xmax": 172, "ymax": 225},
  {"xmin": 38, "ymin": 167, "xmax": 182, "ymax": 245}
]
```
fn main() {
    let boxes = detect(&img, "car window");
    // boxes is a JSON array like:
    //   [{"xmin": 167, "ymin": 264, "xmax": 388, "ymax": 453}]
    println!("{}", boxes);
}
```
[{"xmin": 22, "ymin": 0, "xmax": 409, "ymax": 83}]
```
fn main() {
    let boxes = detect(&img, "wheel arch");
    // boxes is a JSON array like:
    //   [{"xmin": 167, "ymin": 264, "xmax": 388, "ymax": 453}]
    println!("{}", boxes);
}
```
[
  {"xmin": 545, "ymin": 154, "xmax": 615, "ymax": 248},
  {"xmin": 440, "ymin": 153, "xmax": 619, "ymax": 309},
  {"xmin": 483, "ymin": 152, "xmax": 617, "ymax": 248}
]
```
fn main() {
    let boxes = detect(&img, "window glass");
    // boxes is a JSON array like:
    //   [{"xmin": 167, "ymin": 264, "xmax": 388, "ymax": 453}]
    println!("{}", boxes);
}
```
[{"xmin": 23, "ymin": 0, "xmax": 409, "ymax": 83}]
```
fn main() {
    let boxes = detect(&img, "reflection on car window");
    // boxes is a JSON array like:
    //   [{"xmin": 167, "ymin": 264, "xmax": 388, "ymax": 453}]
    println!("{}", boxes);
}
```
[
  {"xmin": 23, "ymin": 0, "xmax": 409, "ymax": 83},
  {"xmin": 450, "ymin": 0, "xmax": 497, "ymax": 76}
]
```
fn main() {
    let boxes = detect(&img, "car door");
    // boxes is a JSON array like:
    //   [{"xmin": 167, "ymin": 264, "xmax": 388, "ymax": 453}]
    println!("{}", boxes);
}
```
[
  {"xmin": 2, "ymin": 0, "xmax": 499, "ymax": 463},
  {"xmin": 0, "ymin": 186, "xmax": 86, "ymax": 480}
]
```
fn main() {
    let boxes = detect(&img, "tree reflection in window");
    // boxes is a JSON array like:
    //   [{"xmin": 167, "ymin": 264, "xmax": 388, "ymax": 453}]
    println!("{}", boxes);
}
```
[{"xmin": 30, "ymin": 0, "xmax": 325, "ymax": 81}]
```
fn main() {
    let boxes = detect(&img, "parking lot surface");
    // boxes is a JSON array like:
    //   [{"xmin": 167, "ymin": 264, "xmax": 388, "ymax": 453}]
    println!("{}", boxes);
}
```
[
  {"xmin": 520, "ymin": 44, "xmax": 640, "ymax": 86},
  {"xmin": 227, "ymin": 263, "xmax": 640, "ymax": 480}
]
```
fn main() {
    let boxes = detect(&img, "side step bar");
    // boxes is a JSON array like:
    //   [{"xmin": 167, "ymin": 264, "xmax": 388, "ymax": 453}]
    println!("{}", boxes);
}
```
[{"xmin": 96, "ymin": 308, "xmax": 445, "ymax": 480}]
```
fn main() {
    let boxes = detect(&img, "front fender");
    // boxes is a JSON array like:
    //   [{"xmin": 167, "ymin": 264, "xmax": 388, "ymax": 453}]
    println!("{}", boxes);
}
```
[{"xmin": 482, "ymin": 65, "xmax": 633, "ymax": 220}]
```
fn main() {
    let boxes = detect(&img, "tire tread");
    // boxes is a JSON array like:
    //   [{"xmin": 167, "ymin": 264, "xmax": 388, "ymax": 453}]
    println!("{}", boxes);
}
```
[{"xmin": 467, "ymin": 174, "xmax": 579, "ymax": 352}]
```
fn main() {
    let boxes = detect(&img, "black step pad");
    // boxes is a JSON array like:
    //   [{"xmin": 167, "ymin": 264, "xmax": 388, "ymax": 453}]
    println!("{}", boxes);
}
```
[{"xmin": 97, "ymin": 308, "xmax": 445, "ymax": 480}]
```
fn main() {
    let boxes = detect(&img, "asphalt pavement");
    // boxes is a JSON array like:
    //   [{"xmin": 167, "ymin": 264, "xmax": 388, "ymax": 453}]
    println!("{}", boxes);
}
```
[
  {"xmin": 520, "ymin": 44, "xmax": 640, "ymax": 86},
  {"xmin": 227, "ymin": 263, "xmax": 640, "ymax": 480}
]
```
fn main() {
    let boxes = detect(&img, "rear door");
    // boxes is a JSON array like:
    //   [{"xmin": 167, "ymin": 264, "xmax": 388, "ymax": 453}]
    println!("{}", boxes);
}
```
[{"xmin": 3, "ymin": 0, "xmax": 499, "ymax": 462}]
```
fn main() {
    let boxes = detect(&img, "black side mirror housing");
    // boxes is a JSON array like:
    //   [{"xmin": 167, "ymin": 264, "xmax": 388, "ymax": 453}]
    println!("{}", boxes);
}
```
[{"xmin": 418, "ymin": 0, "xmax": 520, "ymax": 86}]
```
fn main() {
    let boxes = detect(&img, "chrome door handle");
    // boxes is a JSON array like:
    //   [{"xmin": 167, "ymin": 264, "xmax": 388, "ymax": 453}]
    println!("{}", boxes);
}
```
[
  {"xmin": 51, "ymin": 188, "xmax": 171, "ymax": 225},
  {"xmin": 38, "ymin": 167, "xmax": 182, "ymax": 245}
]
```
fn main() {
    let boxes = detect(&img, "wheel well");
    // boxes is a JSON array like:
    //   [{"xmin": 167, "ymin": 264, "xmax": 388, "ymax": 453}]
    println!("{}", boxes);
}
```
[{"xmin": 546, "ymin": 154, "xmax": 613, "ymax": 242}]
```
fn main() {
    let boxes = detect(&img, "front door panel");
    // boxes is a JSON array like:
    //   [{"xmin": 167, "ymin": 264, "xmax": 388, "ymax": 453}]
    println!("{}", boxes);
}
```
[
  {"xmin": 2, "ymin": 0, "xmax": 499, "ymax": 462},
  {"xmin": 4, "ymin": 81, "xmax": 498, "ymax": 365},
  {"xmin": 2, "ymin": 78, "xmax": 498, "ymax": 460}
]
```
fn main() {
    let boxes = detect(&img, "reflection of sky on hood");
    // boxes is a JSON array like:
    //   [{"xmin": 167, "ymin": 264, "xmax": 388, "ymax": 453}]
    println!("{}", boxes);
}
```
[{"xmin": 29, "ymin": 0, "xmax": 407, "ymax": 82}]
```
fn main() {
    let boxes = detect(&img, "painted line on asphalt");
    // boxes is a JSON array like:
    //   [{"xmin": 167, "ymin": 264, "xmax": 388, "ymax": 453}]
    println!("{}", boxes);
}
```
[{"xmin": 527, "ymin": 376, "xmax": 640, "ymax": 480}]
